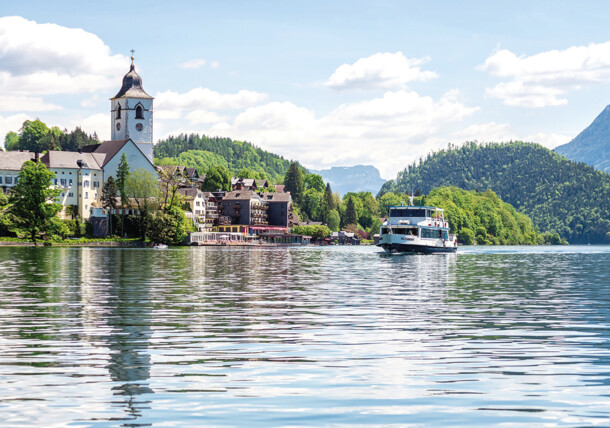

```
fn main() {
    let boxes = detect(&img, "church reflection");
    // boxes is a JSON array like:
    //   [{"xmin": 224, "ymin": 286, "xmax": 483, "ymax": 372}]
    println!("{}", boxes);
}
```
[{"xmin": 80, "ymin": 249, "xmax": 154, "ymax": 424}]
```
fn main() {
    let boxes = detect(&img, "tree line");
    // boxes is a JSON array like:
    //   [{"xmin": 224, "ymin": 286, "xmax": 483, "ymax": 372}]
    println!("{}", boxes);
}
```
[
  {"xmin": 380, "ymin": 141, "xmax": 610, "ymax": 244},
  {"xmin": 154, "ymin": 133, "xmax": 302, "ymax": 183},
  {"xmin": 4, "ymin": 119, "xmax": 99, "ymax": 152}
]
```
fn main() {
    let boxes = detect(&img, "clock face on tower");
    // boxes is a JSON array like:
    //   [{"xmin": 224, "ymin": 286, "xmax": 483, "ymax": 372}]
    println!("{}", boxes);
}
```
[
  {"xmin": 136, "ymin": 123, "xmax": 143, "ymax": 132},
  {"xmin": 116, "ymin": 123, "xmax": 121, "ymax": 131}
]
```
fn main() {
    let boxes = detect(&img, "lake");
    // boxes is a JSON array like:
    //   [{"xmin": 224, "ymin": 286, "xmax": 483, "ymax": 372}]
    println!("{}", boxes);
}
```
[{"xmin": 0, "ymin": 245, "xmax": 609, "ymax": 426}]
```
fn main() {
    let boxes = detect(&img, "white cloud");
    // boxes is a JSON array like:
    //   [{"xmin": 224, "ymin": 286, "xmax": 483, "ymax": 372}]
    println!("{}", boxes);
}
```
[
  {"xmin": 452, "ymin": 121, "xmax": 571, "ymax": 149},
  {"xmin": 155, "ymin": 87, "xmax": 267, "ymax": 117},
  {"xmin": 70, "ymin": 113, "xmax": 109, "ymax": 141},
  {"xmin": 0, "ymin": 113, "xmax": 30, "ymax": 148},
  {"xmin": 167, "ymin": 89, "xmax": 477, "ymax": 178},
  {"xmin": 0, "ymin": 95, "xmax": 62, "ymax": 112},
  {"xmin": 0, "ymin": 16, "xmax": 128, "ymax": 97},
  {"xmin": 479, "ymin": 42, "xmax": 610, "ymax": 107},
  {"xmin": 326, "ymin": 52, "xmax": 438, "ymax": 91},
  {"xmin": 180, "ymin": 59, "xmax": 206, "ymax": 69},
  {"xmin": 210, "ymin": 61, "xmax": 220, "ymax": 69},
  {"xmin": 186, "ymin": 109, "xmax": 230, "ymax": 124}
]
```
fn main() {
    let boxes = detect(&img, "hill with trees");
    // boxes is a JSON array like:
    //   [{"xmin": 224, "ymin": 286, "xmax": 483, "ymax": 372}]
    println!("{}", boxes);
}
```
[
  {"xmin": 4, "ymin": 119, "xmax": 99, "ymax": 152},
  {"xmin": 555, "ymin": 105, "xmax": 610, "ymax": 173},
  {"xmin": 379, "ymin": 141, "xmax": 610, "ymax": 244},
  {"xmin": 154, "ymin": 133, "xmax": 299, "ymax": 183}
]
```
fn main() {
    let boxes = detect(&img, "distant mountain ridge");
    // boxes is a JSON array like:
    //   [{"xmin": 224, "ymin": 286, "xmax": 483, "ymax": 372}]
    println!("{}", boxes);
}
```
[
  {"xmin": 309, "ymin": 165, "xmax": 386, "ymax": 196},
  {"xmin": 380, "ymin": 141, "xmax": 610, "ymax": 244},
  {"xmin": 555, "ymin": 105, "xmax": 610, "ymax": 173}
]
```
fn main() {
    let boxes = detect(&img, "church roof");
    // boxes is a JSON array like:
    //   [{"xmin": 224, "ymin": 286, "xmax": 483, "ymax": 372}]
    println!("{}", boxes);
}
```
[
  {"xmin": 81, "ymin": 139, "xmax": 131, "ymax": 167},
  {"xmin": 111, "ymin": 61, "xmax": 153, "ymax": 100},
  {"xmin": 41, "ymin": 151, "xmax": 104, "ymax": 170}
]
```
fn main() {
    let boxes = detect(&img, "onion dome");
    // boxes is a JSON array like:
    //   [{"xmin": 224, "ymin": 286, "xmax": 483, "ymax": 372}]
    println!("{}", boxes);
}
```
[{"xmin": 112, "ymin": 58, "xmax": 153, "ymax": 99}]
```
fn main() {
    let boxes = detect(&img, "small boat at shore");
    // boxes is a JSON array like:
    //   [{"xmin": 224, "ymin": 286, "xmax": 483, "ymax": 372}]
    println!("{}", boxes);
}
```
[{"xmin": 376, "ymin": 204, "xmax": 457, "ymax": 254}]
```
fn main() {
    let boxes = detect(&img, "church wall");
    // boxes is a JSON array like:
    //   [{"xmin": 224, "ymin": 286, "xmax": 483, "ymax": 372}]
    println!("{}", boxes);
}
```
[{"xmin": 103, "ymin": 140, "xmax": 157, "ymax": 181}]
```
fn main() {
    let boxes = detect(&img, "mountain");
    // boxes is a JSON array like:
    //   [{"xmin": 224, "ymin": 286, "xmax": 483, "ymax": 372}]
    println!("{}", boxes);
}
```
[
  {"xmin": 154, "ymin": 133, "xmax": 298, "ymax": 183},
  {"xmin": 555, "ymin": 105, "xmax": 610, "ymax": 173},
  {"xmin": 380, "ymin": 141, "xmax": 610, "ymax": 244},
  {"xmin": 309, "ymin": 165, "xmax": 386, "ymax": 196}
]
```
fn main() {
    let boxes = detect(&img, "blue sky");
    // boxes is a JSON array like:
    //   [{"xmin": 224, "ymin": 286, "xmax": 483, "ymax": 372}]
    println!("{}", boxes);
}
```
[{"xmin": 2, "ymin": 1, "xmax": 610, "ymax": 178}]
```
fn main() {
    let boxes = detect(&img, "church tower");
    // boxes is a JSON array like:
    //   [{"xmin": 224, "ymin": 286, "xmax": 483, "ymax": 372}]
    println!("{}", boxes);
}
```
[{"xmin": 111, "ymin": 52, "xmax": 154, "ymax": 162}]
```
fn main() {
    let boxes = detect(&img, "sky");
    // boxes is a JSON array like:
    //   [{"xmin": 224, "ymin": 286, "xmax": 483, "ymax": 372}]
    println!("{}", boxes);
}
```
[{"xmin": 2, "ymin": 0, "xmax": 610, "ymax": 179}]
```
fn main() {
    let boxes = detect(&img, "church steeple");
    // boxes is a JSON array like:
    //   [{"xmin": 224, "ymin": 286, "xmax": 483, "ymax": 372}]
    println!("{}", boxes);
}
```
[{"xmin": 110, "ymin": 51, "xmax": 154, "ymax": 162}]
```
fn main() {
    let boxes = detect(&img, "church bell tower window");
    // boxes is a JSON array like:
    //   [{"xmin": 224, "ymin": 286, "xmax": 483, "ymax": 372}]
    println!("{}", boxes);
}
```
[
  {"xmin": 135, "ymin": 105, "xmax": 144, "ymax": 119},
  {"xmin": 116, "ymin": 104, "xmax": 121, "ymax": 119}
]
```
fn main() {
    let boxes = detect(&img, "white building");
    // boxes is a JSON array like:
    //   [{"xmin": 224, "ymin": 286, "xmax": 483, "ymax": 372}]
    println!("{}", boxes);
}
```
[{"xmin": 40, "ymin": 151, "xmax": 105, "ymax": 219}]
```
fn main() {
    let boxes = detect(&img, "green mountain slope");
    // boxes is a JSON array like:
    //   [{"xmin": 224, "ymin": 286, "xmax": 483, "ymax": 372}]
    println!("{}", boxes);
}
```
[
  {"xmin": 154, "ymin": 133, "xmax": 297, "ymax": 182},
  {"xmin": 380, "ymin": 141, "xmax": 610, "ymax": 244},
  {"xmin": 555, "ymin": 105, "xmax": 610, "ymax": 173}
]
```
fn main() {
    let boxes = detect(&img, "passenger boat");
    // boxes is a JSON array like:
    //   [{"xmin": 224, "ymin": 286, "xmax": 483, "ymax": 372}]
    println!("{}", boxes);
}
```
[{"xmin": 376, "ymin": 204, "xmax": 457, "ymax": 254}]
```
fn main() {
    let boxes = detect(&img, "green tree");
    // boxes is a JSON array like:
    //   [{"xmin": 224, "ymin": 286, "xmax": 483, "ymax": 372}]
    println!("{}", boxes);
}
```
[
  {"xmin": 326, "ymin": 209, "xmax": 340, "ymax": 231},
  {"xmin": 291, "ymin": 224, "xmax": 331, "ymax": 240},
  {"xmin": 202, "ymin": 165, "xmax": 231, "ymax": 191},
  {"xmin": 4, "ymin": 131, "xmax": 19, "ymax": 151},
  {"xmin": 458, "ymin": 228, "xmax": 475, "ymax": 245},
  {"xmin": 344, "ymin": 196, "xmax": 358, "ymax": 226},
  {"xmin": 378, "ymin": 192, "xmax": 404, "ymax": 216},
  {"xmin": 19, "ymin": 119, "xmax": 51, "ymax": 152},
  {"xmin": 301, "ymin": 188, "xmax": 322, "ymax": 221},
  {"xmin": 116, "ymin": 153, "xmax": 130, "ymax": 206},
  {"xmin": 101, "ymin": 176, "xmax": 118, "ymax": 236},
  {"xmin": 305, "ymin": 173, "xmax": 325, "ymax": 192},
  {"xmin": 147, "ymin": 205, "xmax": 189, "ymax": 245},
  {"xmin": 124, "ymin": 168, "xmax": 160, "ymax": 239},
  {"xmin": 284, "ymin": 162, "xmax": 305, "ymax": 205},
  {"xmin": 8, "ymin": 160, "xmax": 61, "ymax": 242}
]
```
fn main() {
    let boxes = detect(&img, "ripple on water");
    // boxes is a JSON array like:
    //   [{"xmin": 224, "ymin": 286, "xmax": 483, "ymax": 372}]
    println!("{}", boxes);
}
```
[{"xmin": 0, "ymin": 245, "xmax": 609, "ymax": 426}]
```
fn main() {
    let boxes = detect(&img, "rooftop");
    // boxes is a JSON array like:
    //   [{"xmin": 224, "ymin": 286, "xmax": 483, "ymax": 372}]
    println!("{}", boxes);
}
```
[{"xmin": 112, "ymin": 61, "xmax": 153, "ymax": 100}]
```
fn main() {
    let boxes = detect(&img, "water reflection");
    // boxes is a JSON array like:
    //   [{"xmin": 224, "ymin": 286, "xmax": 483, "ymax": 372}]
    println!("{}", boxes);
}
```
[{"xmin": 0, "ymin": 246, "xmax": 609, "ymax": 426}]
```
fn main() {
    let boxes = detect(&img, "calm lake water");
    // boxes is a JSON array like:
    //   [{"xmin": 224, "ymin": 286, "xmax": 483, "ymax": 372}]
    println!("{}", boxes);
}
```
[{"xmin": 0, "ymin": 245, "xmax": 609, "ymax": 427}]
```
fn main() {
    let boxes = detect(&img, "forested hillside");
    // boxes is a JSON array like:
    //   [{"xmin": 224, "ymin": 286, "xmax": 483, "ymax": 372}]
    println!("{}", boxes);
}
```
[
  {"xmin": 154, "ymin": 134, "xmax": 297, "ymax": 182},
  {"xmin": 380, "ymin": 141, "xmax": 610, "ymax": 244}
]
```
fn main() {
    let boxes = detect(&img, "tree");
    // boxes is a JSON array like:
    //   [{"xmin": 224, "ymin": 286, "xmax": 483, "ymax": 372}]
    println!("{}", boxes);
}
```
[
  {"xmin": 147, "ymin": 205, "xmax": 189, "ymax": 245},
  {"xmin": 18, "ymin": 119, "xmax": 52, "ymax": 152},
  {"xmin": 378, "ymin": 192, "xmax": 404, "ymax": 216},
  {"xmin": 301, "ymin": 188, "xmax": 322, "ymax": 221},
  {"xmin": 305, "ymin": 173, "xmax": 325, "ymax": 192},
  {"xmin": 344, "ymin": 196, "xmax": 358, "ymax": 226},
  {"xmin": 158, "ymin": 166, "xmax": 188, "ymax": 210},
  {"xmin": 291, "ymin": 224, "xmax": 331, "ymax": 240},
  {"xmin": 202, "ymin": 165, "xmax": 231, "ymax": 191},
  {"xmin": 284, "ymin": 162, "xmax": 305, "ymax": 205},
  {"xmin": 4, "ymin": 131, "xmax": 19, "ymax": 151},
  {"xmin": 101, "ymin": 177, "xmax": 118, "ymax": 236},
  {"xmin": 116, "ymin": 153, "xmax": 130, "ymax": 205},
  {"xmin": 8, "ymin": 160, "xmax": 61, "ymax": 242},
  {"xmin": 124, "ymin": 168, "xmax": 159, "ymax": 239},
  {"xmin": 326, "ymin": 209, "xmax": 340, "ymax": 232}
]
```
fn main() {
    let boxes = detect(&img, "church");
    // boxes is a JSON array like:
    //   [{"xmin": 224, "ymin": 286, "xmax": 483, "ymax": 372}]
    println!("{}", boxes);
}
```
[{"xmin": 0, "ymin": 56, "xmax": 157, "ymax": 219}]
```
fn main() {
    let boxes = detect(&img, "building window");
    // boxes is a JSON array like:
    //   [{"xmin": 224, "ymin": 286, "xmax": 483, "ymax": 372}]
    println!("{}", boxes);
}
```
[
  {"xmin": 84, "ymin": 180, "xmax": 89, "ymax": 187},
  {"xmin": 85, "ymin": 192, "xmax": 89, "ymax": 198},
  {"xmin": 5, "ymin": 176, "xmax": 12, "ymax": 185},
  {"xmin": 61, "ymin": 193, "xmax": 64, "ymax": 198},
  {"xmin": 116, "ymin": 104, "xmax": 121, "ymax": 119},
  {"xmin": 135, "ymin": 105, "xmax": 144, "ymax": 119},
  {"xmin": 68, "ymin": 192, "xmax": 73, "ymax": 197},
  {"xmin": 60, "ymin": 178, "xmax": 67, "ymax": 186},
  {"xmin": 14, "ymin": 176, "xmax": 18, "ymax": 184},
  {"xmin": 93, "ymin": 181, "xmax": 99, "ymax": 188},
  {"xmin": 69, "ymin": 179, "xmax": 73, "ymax": 186},
  {"xmin": 0, "ymin": 176, "xmax": 3, "ymax": 184}
]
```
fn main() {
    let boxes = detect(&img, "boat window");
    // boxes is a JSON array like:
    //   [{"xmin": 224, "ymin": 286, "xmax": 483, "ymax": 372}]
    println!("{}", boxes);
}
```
[
  {"xmin": 442, "ymin": 230, "xmax": 449, "ymax": 240},
  {"xmin": 389, "ymin": 208, "xmax": 426, "ymax": 217},
  {"xmin": 421, "ymin": 228, "xmax": 440, "ymax": 239}
]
